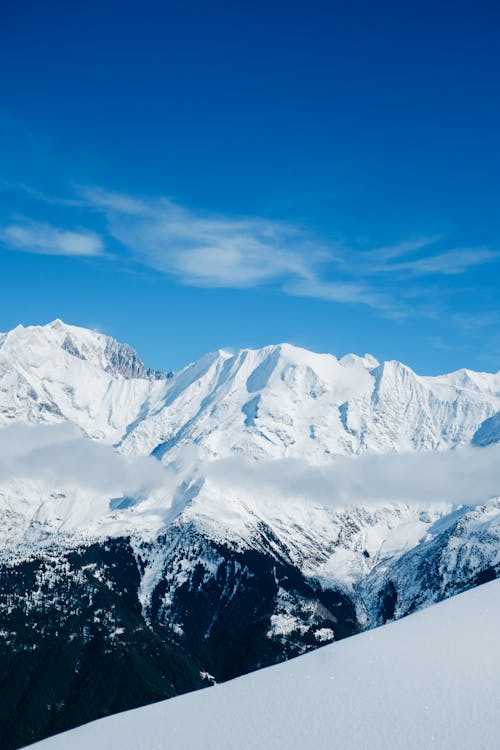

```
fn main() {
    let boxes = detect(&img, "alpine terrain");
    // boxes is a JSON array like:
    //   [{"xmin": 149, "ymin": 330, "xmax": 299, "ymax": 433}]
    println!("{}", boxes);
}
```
[{"xmin": 1, "ymin": 320, "xmax": 500, "ymax": 749}]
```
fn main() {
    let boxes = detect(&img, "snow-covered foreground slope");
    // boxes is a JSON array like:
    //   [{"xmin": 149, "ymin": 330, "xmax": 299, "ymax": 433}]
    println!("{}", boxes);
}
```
[{"xmin": 27, "ymin": 579, "xmax": 500, "ymax": 750}]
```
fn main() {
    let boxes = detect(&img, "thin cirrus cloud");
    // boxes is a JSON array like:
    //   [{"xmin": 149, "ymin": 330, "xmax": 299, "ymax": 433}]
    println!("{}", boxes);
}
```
[
  {"xmin": 0, "ymin": 220, "xmax": 103, "ymax": 257},
  {"xmin": 283, "ymin": 277, "xmax": 396, "ymax": 314},
  {"xmin": 345, "ymin": 237, "xmax": 499, "ymax": 278},
  {"xmin": 81, "ymin": 186, "xmax": 327, "ymax": 288},
  {"xmin": 80, "ymin": 187, "xmax": 498, "ymax": 297},
  {"xmin": 363, "ymin": 236, "xmax": 445, "ymax": 262},
  {"xmin": 382, "ymin": 247, "xmax": 499, "ymax": 277},
  {"xmin": 2, "ymin": 184, "xmax": 498, "ymax": 315}
]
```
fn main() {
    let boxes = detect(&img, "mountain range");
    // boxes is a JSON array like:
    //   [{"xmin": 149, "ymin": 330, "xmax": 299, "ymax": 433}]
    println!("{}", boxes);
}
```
[{"xmin": 1, "ymin": 320, "xmax": 500, "ymax": 749}]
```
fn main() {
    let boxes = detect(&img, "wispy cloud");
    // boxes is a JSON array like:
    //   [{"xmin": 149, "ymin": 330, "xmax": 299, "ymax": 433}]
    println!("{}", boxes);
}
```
[
  {"xmin": 81, "ymin": 187, "xmax": 326, "ymax": 288},
  {"xmin": 2, "ymin": 184, "xmax": 499, "ymax": 319},
  {"xmin": 0, "ymin": 220, "xmax": 103, "ymax": 257},
  {"xmin": 82, "ymin": 187, "xmax": 498, "ymax": 288},
  {"xmin": 377, "ymin": 248, "xmax": 498, "ymax": 277},
  {"xmin": 283, "ymin": 278, "xmax": 395, "ymax": 313},
  {"xmin": 450, "ymin": 311, "xmax": 500, "ymax": 334},
  {"xmin": 76, "ymin": 187, "xmax": 431, "ymax": 314},
  {"xmin": 363, "ymin": 236, "xmax": 445, "ymax": 262}
]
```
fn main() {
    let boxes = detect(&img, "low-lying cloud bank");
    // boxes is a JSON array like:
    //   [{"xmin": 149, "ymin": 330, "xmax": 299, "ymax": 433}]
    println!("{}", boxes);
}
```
[
  {"xmin": 206, "ymin": 446, "xmax": 500, "ymax": 508},
  {"xmin": 1, "ymin": 423, "xmax": 499, "ymax": 510},
  {"xmin": 0, "ymin": 422, "xmax": 176, "ymax": 497}
]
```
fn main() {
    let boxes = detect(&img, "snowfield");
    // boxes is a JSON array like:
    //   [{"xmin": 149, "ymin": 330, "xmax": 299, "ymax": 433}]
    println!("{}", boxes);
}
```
[{"xmin": 27, "ymin": 579, "xmax": 500, "ymax": 750}]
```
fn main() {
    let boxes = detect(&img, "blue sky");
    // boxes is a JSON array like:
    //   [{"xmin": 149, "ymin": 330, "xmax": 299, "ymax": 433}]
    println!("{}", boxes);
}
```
[{"xmin": 1, "ymin": 0, "xmax": 499, "ymax": 374}]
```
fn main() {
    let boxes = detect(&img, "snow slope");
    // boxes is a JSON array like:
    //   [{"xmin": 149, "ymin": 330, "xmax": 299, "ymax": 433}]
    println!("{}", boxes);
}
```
[
  {"xmin": 120, "ymin": 342, "xmax": 500, "ymax": 461},
  {"xmin": 27, "ymin": 578, "xmax": 500, "ymax": 750}
]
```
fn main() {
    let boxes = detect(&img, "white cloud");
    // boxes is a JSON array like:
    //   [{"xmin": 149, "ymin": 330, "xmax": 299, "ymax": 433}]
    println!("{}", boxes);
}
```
[
  {"xmin": 378, "ymin": 247, "xmax": 499, "ymax": 277},
  {"xmin": 365, "ymin": 236, "xmax": 444, "ymax": 262},
  {"xmin": 82, "ymin": 186, "xmax": 147, "ymax": 215},
  {"xmin": 81, "ymin": 188, "xmax": 498, "ymax": 307},
  {"xmin": 0, "ymin": 423, "xmax": 174, "ymax": 496},
  {"xmin": 6, "ymin": 184, "xmax": 498, "ymax": 317},
  {"xmin": 284, "ymin": 278, "xmax": 394, "ymax": 312},
  {"xmin": 82, "ymin": 187, "xmax": 325, "ymax": 288},
  {"xmin": 205, "ymin": 446, "xmax": 500, "ymax": 508},
  {"xmin": 1, "ymin": 424, "xmax": 499, "ymax": 528},
  {"xmin": 0, "ymin": 220, "xmax": 103, "ymax": 257}
]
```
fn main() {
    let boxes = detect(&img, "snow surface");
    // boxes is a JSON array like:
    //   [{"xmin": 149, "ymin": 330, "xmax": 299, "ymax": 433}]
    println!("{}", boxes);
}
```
[{"xmin": 27, "ymin": 579, "xmax": 500, "ymax": 750}]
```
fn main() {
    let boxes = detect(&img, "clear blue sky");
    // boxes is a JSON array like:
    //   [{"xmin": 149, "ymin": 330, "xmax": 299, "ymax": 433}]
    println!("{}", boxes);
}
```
[{"xmin": 1, "ymin": 0, "xmax": 499, "ymax": 374}]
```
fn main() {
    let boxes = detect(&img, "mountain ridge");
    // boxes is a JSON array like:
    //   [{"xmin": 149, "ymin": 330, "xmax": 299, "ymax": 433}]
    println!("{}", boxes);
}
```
[{"xmin": 5, "ymin": 318, "xmax": 499, "ymax": 462}]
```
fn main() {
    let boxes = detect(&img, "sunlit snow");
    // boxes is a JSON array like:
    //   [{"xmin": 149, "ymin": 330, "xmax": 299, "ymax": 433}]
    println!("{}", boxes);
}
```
[{"xmin": 27, "ymin": 579, "xmax": 500, "ymax": 750}]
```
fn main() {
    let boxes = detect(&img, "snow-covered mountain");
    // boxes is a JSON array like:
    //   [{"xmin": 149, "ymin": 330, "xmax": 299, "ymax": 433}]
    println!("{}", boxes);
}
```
[
  {"xmin": 2, "ymin": 320, "xmax": 500, "ymax": 750},
  {"xmin": 3, "ymin": 319, "xmax": 500, "ymax": 460},
  {"xmin": 0, "ymin": 319, "xmax": 168, "ymax": 441},
  {"xmin": 26, "ymin": 578, "xmax": 500, "ymax": 750}
]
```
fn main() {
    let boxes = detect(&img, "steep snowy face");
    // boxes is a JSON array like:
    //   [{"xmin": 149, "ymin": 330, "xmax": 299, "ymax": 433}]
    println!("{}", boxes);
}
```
[
  {"xmin": 473, "ymin": 410, "xmax": 500, "ymax": 446},
  {"xmin": 119, "ymin": 343, "xmax": 379, "ymax": 459},
  {"xmin": 0, "ymin": 321, "xmax": 169, "ymax": 441},
  {"xmin": 360, "ymin": 496, "xmax": 500, "ymax": 624},
  {"xmin": 120, "ymin": 343, "xmax": 500, "ymax": 462},
  {"xmin": 3, "ymin": 321, "xmax": 500, "ymax": 463}
]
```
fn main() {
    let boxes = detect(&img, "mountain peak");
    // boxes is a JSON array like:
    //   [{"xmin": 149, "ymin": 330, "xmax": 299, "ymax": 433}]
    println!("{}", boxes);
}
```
[
  {"xmin": 47, "ymin": 318, "xmax": 67, "ymax": 329},
  {"xmin": 1, "ymin": 320, "xmax": 168, "ymax": 382}
]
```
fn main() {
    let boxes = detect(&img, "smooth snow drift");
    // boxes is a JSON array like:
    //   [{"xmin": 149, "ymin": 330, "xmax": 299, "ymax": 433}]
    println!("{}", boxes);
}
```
[{"xmin": 27, "ymin": 579, "xmax": 500, "ymax": 750}]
